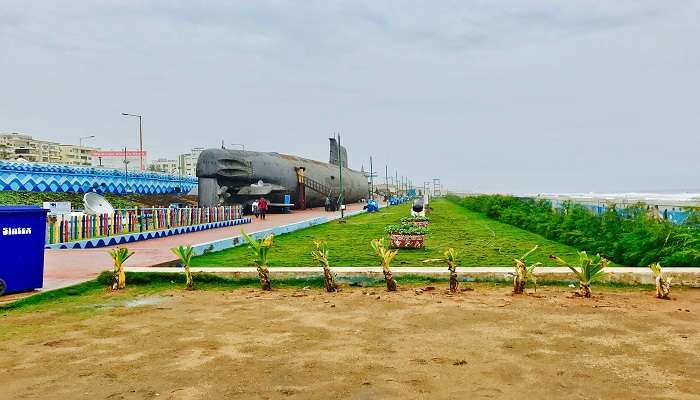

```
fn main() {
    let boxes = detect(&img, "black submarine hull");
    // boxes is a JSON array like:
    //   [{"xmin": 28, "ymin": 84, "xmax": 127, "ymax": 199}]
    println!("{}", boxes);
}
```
[{"xmin": 197, "ymin": 148, "xmax": 368, "ymax": 208}]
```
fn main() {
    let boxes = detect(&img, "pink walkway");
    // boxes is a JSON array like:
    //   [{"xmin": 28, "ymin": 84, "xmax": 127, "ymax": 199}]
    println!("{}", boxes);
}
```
[{"xmin": 42, "ymin": 203, "xmax": 367, "ymax": 291}]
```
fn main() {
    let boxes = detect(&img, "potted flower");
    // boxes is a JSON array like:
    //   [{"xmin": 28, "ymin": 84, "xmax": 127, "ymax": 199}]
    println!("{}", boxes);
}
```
[
  {"xmin": 401, "ymin": 215, "xmax": 430, "ymax": 228},
  {"xmin": 385, "ymin": 223, "xmax": 428, "ymax": 249}
]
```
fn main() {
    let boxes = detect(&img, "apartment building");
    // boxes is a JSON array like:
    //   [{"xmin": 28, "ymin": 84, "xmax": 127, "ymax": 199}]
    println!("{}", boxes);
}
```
[
  {"xmin": 59, "ymin": 144, "xmax": 94, "ymax": 166},
  {"xmin": 177, "ymin": 147, "xmax": 203, "ymax": 177},
  {"xmin": 0, "ymin": 132, "xmax": 95, "ymax": 166},
  {"xmin": 149, "ymin": 158, "xmax": 179, "ymax": 174}
]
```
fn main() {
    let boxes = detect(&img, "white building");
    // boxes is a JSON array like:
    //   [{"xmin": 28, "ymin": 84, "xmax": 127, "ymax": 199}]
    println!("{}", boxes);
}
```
[
  {"xmin": 149, "ymin": 158, "xmax": 178, "ymax": 175},
  {"xmin": 0, "ymin": 132, "xmax": 95, "ymax": 166},
  {"xmin": 178, "ymin": 147, "xmax": 203, "ymax": 177}
]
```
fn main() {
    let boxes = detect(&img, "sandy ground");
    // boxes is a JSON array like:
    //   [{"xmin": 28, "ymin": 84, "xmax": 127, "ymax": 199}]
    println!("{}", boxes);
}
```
[{"xmin": 1, "ymin": 284, "xmax": 699, "ymax": 399}]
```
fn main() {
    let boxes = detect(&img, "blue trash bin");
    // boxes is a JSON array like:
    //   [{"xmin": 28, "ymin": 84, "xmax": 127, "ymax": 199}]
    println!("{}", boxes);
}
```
[{"xmin": 0, "ymin": 206, "xmax": 49, "ymax": 295}]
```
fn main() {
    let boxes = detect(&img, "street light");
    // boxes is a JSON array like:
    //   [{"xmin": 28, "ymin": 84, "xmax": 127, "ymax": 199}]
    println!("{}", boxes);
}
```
[
  {"xmin": 121, "ymin": 113, "xmax": 144, "ymax": 170},
  {"xmin": 122, "ymin": 147, "xmax": 130, "ymax": 191},
  {"xmin": 79, "ymin": 135, "xmax": 95, "ymax": 147}
]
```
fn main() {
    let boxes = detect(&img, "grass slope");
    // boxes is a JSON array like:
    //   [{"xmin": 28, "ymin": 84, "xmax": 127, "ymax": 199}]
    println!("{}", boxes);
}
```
[{"xmin": 192, "ymin": 199, "xmax": 579, "ymax": 267}]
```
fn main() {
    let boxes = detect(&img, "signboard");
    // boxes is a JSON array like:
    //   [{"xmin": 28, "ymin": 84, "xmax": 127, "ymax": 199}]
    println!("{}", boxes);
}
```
[
  {"xmin": 92, "ymin": 150, "xmax": 146, "ymax": 157},
  {"xmin": 91, "ymin": 149, "xmax": 147, "ymax": 172},
  {"xmin": 43, "ymin": 201, "xmax": 72, "ymax": 216}
]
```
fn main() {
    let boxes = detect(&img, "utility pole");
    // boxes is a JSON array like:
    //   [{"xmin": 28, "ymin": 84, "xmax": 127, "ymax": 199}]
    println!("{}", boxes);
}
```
[
  {"xmin": 385, "ymin": 165, "xmax": 388, "ymax": 198},
  {"xmin": 337, "ymin": 133, "xmax": 345, "ymax": 221},
  {"xmin": 121, "ymin": 113, "xmax": 144, "ymax": 170},
  {"xmin": 369, "ymin": 156, "xmax": 374, "ymax": 200},
  {"xmin": 395, "ymin": 171, "xmax": 399, "ymax": 195},
  {"xmin": 123, "ymin": 147, "xmax": 130, "ymax": 191}
]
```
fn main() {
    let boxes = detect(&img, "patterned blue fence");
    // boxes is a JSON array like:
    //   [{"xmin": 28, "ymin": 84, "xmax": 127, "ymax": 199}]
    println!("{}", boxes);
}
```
[
  {"xmin": 0, "ymin": 160, "xmax": 197, "ymax": 195},
  {"xmin": 532, "ymin": 198, "xmax": 695, "ymax": 225}
]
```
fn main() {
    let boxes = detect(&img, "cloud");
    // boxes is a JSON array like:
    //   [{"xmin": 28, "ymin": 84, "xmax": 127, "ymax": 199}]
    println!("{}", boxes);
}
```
[{"xmin": 1, "ymin": 1, "xmax": 699, "ymax": 192}]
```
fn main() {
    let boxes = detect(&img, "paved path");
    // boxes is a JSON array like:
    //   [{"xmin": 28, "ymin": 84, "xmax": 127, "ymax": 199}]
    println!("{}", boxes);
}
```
[{"xmin": 42, "ymin": 203, "xmax": 367, "ymax": 291}]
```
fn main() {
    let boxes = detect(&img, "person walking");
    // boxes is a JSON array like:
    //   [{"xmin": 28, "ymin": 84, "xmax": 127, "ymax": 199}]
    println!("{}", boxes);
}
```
[
  {"xmin": 324, "ymin": 196, "xmax": 331, "ymax": 212},
  {"xmin": 258, "ymin": 197, "xmax": 269, "ymax": 220},
  {"xmin": 251, "ymin": 199, "xmax": 259, "ymax": 218}
]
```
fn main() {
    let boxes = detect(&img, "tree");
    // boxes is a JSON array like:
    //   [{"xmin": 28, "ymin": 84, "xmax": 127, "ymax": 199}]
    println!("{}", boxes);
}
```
[
  {"xmin": 550, "ymin": 252, "xmax": 608, "ymax": 298},
  {"xmin": 512, "ymin": 245, "xmax": 541, "ymax": 294},
  {"xmin": 311, "ymin": 240, "xmax": 337, "ymax": 292},
  {"xmin": 371, "ymin": 238, "xmax": 398, "ymax": 291},
  {"xmin": 241, "ymin": 231, "xmax": 273, "ymax": 291},
  {"xmin": 424, "ymin": 248, "xmax": 460, "ymax": 293},
  {"xmin": 649, "ymin": 263, "xmax": 671, "ymax": 299},
  {"xmin": 171, "ymin": 245, "xmax": 195, "ymax": 290},
  {"xmin": 108, "ymin": 247, "xmax": 134, "ymax": 290}
]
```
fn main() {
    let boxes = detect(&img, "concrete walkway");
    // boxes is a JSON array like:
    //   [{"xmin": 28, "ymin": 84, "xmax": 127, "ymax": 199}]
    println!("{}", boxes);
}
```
[
  {"xmin": 41, "ymin": 203, "xmax": 367, "ymax": 291},
  {"xmin": 125, "ymin": 266, "xmax": 700, "ymax": 286}
]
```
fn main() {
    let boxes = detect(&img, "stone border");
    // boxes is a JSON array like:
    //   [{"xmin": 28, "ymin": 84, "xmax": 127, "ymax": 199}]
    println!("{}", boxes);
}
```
[{"xmin": 126, "ymin": 266, "xmax": 700, "ymax": 287}]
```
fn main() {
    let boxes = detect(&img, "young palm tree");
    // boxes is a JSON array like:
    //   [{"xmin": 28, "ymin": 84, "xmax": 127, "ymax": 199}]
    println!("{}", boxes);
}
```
[
  {"xmin": 171, "ymin": 245, "xmax": 195, "ymax": 290},
  {"xmin": 424, "ymin": 248, "xmax": 460, "ymax": 293},
  {"xmin": 108, "ymin": 247, "xmax": 134, "ymax": 290},
  {"xmin": 550, "ymin": 252, "xmax": 608, "ymax": 298},
  {"xmin": 512, "ymin": 245, "xmax": 541, "ymax": 294},
  {"xmin": 311, "ymin": 240, "xmax": 337, "ymax": 292},
  {"xmin": 241, "ymin": 230, "xmax": 274, "ymax": 291},
  {"xmin": 649, "ymin": 263, "xmax": 671, "ymax": 299},
  {"xmin": 371, "ymin": 238, "xmax": 398, "ymax": 291}
]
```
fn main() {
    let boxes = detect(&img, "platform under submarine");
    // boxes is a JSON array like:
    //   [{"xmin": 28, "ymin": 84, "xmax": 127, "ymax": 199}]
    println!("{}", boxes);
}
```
[{"xmin": 196, "ymin": 138, "xmax": 369, "ymax": 210}]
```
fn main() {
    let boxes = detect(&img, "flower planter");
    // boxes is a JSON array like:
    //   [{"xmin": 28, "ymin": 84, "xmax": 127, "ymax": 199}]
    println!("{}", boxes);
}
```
[
  {"xmin": 407, "ymin": 221, "xmax": 429, "ymax": 228},
  {"xmin": 389, "ymin": 233, "xmax": 426, "ymax": 249}
]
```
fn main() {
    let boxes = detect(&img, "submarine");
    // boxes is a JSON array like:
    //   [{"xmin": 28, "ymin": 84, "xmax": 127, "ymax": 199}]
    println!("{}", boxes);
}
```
[{"xmin": 197, "ymin": 138, "xmax": 369, "ymax": 209}]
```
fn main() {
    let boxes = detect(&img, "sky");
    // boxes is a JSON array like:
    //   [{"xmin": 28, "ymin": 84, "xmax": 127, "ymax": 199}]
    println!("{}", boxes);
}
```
[{"xmin": 1, "ymin": 1, "xmax": 699, "ymax": 194}]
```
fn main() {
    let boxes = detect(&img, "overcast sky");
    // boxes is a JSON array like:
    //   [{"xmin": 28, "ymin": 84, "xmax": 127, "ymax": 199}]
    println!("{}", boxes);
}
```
[{"xmin": 1, "ymin": 1, "xmax": 698, "ymax": 193}]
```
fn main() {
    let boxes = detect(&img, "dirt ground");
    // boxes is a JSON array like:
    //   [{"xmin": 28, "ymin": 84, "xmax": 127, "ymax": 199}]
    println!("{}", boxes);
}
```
[{"xmin": 1, "ymin": 284, "xmax": 699, "ymax": 399}]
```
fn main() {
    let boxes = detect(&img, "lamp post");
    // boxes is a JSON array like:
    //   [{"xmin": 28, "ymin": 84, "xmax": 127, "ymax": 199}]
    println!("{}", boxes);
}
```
[
  {"xmin": 121, "ymin": 113, "xmax": 144, "ymax": 170},
  {"xmin": 123, "ymin": 147, "xmax": 130, "ymax": 191},
  {"xmin": 79, "ymin": 135, "xmax": 95, "ymax": 147},
  {"xmin": 337, "ymin": 133, "xmax": 345, "ymax": 222}
]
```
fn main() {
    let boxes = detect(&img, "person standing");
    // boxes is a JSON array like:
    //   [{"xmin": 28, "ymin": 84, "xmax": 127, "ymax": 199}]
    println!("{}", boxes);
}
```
[
  {"xmin": 324, "ymin": 196, "xmax": 331, "ymax": 212},
  {"xmin": 251, "ymin": 199, "xmax": 259, "ymax": 218},
  {"xmin": 258, "ymin": 197, "xmax": 269, "ymax": 220}
]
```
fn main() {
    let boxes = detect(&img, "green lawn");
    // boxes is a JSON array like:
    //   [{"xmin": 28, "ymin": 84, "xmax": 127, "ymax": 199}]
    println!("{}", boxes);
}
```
[{"xmin": 192, "ymin": 199, "xmax": 579, "ymax": 267}]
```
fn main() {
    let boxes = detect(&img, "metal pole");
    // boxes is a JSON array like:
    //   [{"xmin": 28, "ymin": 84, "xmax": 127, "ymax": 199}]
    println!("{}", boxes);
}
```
[
  {"xmin": 139, "ymin": 115, "xmax": 144, "ymax": 171},
  {"xmin": 395, "ymin": 171, "xmax": 398, "ymax": 195},
  {"xmin": 385, "ymin": 165, "xmax": 388, "ymax": 198},
  {"xmin": 338, "ymin": 133, "xmax": 344, "ymax": 220},
  {"xmin": 123, "ymin": 147, "xmax": 129, "ymax": 190},
  {"xmin": 369, "ymin": 156, "xmax": 374, "ymax": 200}
]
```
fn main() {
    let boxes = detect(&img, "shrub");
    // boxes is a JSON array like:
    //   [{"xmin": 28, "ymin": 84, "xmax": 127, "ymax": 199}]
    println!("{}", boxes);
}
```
[
  {"xmin": 448, "ymin": 195, "xmax": 700, "ymax": 267},
  {"xmin": 384, "ymin": 223, "xmax": 428, "ymax": 235},
  {"xmin": 401, "ymin": 216, "xmax": 429, "ymax": 223}
]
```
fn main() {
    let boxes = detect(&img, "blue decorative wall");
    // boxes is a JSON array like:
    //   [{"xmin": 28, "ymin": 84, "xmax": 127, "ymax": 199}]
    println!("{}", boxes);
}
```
[{"xmin": 0, "ymin": 161, "xmax": 197, "ymax": 195}]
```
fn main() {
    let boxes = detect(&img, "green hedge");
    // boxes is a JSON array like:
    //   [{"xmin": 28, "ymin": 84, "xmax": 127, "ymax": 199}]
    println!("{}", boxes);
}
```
[{"xmin": 447, "ymin": 195, "xmax": 700, "ymax": 267}]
